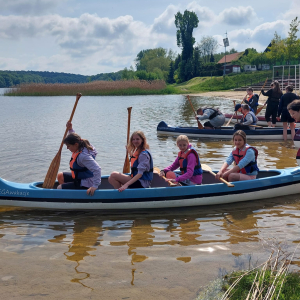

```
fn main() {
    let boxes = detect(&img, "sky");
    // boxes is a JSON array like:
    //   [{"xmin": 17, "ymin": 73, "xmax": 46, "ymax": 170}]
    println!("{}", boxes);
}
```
[{"xmin": 0, "ymin": 0, "xmax": 299, "ymax": 75}]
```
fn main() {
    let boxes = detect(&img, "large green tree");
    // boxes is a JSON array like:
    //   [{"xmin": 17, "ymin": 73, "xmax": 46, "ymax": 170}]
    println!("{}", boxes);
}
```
[
  {"xmin": 285, "ymin": 17, "xmax": 300, "ymax": 64},
  {"xmin": 175, "ymin": 10, "xmax": 199, "ymax": 81},
  {"xmin": 265, "ymin": 32, "xmax": 285, "ymax": 65}
]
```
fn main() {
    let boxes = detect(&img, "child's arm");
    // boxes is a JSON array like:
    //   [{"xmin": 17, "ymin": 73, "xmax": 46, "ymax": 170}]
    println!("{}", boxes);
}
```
[
  {"xmin": 118, "ymin": 152, "xmax": 149, "ymax": 192},
  {"xmin": 216, "ymin": 152, "xmax": 234, "ymax": 179},
  {"xmin": 163, "ymin": 157, "xmax": 180, "ymax": 174},
  {"xmin": 80, "ymin": 155, "xmax": 101, "ymax": 195}
]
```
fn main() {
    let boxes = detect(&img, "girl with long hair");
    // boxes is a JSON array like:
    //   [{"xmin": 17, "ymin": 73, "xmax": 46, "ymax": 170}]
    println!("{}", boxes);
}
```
[
  {"xmin": 216, "ymin": 130, "xmax": 259, "ymax": 182},
  {"xmin": 261, "ymin": 81, "xmax": 283, "ymax": 127},
  {"xmin": 57, "ymin": 121, "xmax": 101, "ymax": 196},
  {"xmin": 108, "ymin": 131, "xmax": 153, "ymax": 192}
]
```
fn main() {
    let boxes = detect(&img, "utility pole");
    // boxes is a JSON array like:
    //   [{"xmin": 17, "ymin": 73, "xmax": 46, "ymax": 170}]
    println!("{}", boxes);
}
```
[{"xmin": 223, "ymin": 31, "xmax": 229, "ymax": 76}]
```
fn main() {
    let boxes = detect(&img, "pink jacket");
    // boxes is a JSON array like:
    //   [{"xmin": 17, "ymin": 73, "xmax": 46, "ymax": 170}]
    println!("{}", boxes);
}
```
[{"xmin": 163, "ymin": 145, "xmax": 202, "ymax": 184}]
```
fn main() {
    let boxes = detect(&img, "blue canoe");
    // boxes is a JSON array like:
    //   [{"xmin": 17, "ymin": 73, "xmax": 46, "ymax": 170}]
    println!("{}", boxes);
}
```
[
  {"xmin": 157, "ymin": 121, "xmax": 297, "ymax": 140},
  {"xmin": 1, "ymin": 168, "xmax": 300, "ymax": 210}
]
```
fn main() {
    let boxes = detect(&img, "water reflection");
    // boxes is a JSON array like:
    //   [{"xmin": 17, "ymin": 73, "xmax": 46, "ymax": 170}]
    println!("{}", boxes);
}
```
[
  {"xmin": 1, "ymin": 94, "xmax": 300, "ymax": 297},
  {"xmin": 0, "ymin": 196, "xmax": 299, "ymax": 294}
]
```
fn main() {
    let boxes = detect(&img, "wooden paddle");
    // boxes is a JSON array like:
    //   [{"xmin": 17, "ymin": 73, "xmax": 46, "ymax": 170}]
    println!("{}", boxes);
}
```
[
  {"xmin": 225, "ymin": 100, "xmax": 238, "ymax": 126},
  {"xmin": 123, "ymin": 107, "xmax": 132, "ymax": 173},
  {"xmin": 187, "ymin": 95, "xmax": 203, "ymax": 129},
  {"xmin": 42, "ymin": 93, "xmax": 82, "ymax": 189},
  {"xmin": 202, "ymin": 164, "xmax": 235, "ymax": 187},
  {"xmin": 255, "ymin": 77, "xmax": 269, "ymax": 115},
  {"xmin": 153, "ymin": 167, "xmax": 178, "ymax": 187}
]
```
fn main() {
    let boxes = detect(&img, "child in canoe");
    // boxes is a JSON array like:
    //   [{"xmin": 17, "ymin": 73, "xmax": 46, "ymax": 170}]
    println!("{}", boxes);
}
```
[
  {"xmin": 216, "ymin": 130, "xmax": 259, "ymax": 182},
  {"xmin": 57, "ymin": 121, "xmax": 101, "ymax": 196},
  {"xmin": 108, "ymin": 130, "xmax": 153, "ymax": 192},
  {"xmin": 159, "ymin": 135, "xmax": 203, "ymax": 185}
]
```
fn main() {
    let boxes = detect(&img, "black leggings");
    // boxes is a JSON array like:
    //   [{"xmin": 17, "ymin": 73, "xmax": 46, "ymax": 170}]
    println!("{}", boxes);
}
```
[{"xmin": 265, "ymin": 102, "xmax": 279, "ymax": 124}]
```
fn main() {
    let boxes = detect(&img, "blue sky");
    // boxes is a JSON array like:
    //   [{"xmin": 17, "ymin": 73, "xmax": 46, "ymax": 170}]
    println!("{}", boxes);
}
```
[{"xmin": 0, "ymin": 0, "xmax": 299, "ymax": 75}]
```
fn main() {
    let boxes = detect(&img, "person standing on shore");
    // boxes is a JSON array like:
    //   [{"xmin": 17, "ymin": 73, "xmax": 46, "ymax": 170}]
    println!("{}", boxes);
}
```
[
  {"xmin": 278, "ymin": 85, "xmax": 299, "ymax": 140},
  {"xmin": 261, "ymin": 81, "xmax": 283, "ymax": 127}
]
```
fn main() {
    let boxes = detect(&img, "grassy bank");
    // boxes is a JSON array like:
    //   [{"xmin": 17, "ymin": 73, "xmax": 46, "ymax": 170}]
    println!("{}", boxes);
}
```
[
  {"xmin": 174, "ymin": 70, "xmax": 272, "ymax": 94},
  {"xmin": 197, "ymin": 246, "xmax": 300, "ymax": 300}
]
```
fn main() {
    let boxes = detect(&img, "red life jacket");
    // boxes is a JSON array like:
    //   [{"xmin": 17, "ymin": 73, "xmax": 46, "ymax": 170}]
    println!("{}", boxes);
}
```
[
  {"xmin": 232, "ymin": 145, "xmax": 259, "ymax": 174},
  {"xmin": 178, "ymin": 147, "xmax": 202, "ymax": 176}
]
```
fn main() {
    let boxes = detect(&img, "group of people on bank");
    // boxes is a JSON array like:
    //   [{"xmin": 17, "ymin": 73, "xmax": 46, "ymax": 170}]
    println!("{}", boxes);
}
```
[{"xmin": 195, "ymin": 81, "xmax": 300, "ymax": 140}]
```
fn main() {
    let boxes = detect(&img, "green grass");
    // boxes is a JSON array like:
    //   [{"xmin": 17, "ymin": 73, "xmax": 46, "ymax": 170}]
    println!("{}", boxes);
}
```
[
  {"xmin": 173, "ymin": 70, "xmax": 272, "ymax": 94},
  {"xmin": 222, "ymin": 270, "xmax": 300, "ymax": 300}
]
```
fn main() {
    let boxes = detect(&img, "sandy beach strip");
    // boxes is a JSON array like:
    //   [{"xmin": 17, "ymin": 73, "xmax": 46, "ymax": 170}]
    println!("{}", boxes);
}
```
[{"xmin": 188, "ymin": 90, "xmax": 268, "ymax": 105}]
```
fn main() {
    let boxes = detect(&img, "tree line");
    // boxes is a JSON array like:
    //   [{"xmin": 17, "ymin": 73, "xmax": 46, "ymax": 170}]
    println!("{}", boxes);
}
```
[{"xmin": 0, "ymin": 70, "xmax": 123, "ymax": 88}]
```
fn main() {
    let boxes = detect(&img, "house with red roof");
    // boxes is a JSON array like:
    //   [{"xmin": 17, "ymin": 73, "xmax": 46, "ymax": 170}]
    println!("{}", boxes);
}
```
[{"xmin": 218, "ymin": 52, "xmax": 243, "ymax": 74}]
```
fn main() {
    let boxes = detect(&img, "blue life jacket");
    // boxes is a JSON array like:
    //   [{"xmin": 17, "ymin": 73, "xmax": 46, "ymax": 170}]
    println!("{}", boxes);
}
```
[
  {"xmin": 247, "ymin": 94, "xmax": 259, "ymax": 107},
  {"xmin": 178, "ymin": 147, "xmax": 203, "ymax": 176},
  {"xmin": 130, "ymin": 150, "xmax": 153, "ymax": 181},
  {"xmin": 241, "ymin": 111, "xmax": 258, "ymax": 125},
  {"xmin": 70, "ymin": 151, "xmax": 94, "ymax": 180}
]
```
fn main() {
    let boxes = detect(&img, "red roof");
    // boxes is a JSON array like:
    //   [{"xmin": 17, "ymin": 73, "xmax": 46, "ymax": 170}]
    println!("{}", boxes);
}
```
[{"xmin": 218, "ymin": 52, "xmax": 242, "ymax": 64}]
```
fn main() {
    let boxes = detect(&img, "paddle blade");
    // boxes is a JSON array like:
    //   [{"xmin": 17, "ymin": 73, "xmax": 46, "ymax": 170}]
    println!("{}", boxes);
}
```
[
  {"xmin": 42, "ymin": 151, "xmax": 62, "ymax": 189},
  {"xmin": 197, "ymin": 120, "xmax": 204, "ymax": 129},
  {"xmin": 256, "ymin": 105, "xmax": 265, "ymax": 115},
  {"xmin": 123, "ymin": 154, "xmax": 130, "ymax": 173}
]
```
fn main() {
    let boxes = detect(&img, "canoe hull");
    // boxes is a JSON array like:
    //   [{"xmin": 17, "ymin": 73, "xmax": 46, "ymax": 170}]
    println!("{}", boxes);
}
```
[
  {"xmin": 157, "ymin": 121, "xmax": 294, "ymax": 140},
  {"xmin": 1, "ymin": 169, "xmax": 300, "ymax": 210},
  {"xmin": 224, "ymin": 114, "xmax": 300, "ymax": 128}
]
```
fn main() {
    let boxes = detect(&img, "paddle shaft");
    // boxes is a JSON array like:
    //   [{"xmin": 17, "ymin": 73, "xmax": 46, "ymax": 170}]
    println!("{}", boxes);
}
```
[
  {"xmin": 42, "ymin": 93, "xmax": 82, "ymax": 189},
  {"xmin": 256, "ymin": 77, "xmax": 269, "ymax": 115},
  {"xmin": 187, "ymin": 95, "xmax": 203, "ymax": 129},
  {"xmin": 225, "ymin": 100, "xmax": 238, "ymax": 126},
  {"xmin": 123, "ymin": 107, "xmax": 132, "ymax": 173},
  {"xmin": 153, "ymin": 167, "xmax": 177, "ymax": 187},
  {"xmin": 202, "ymin": 164, "xmax": 234, "ymax": 187}
]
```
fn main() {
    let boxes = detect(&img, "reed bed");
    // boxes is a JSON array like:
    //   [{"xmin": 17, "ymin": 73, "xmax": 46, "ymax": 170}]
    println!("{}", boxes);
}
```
[
  {"xmin": 220, "ymin": 245, "xmax": 300, "ymax": 300},
  {"xmin": 196, "ymin": 243, "xmax": 300, "ymax": 300},
  {"xmin": 5, "ymin": 80, "xmax": 169, "ymax": 96}
]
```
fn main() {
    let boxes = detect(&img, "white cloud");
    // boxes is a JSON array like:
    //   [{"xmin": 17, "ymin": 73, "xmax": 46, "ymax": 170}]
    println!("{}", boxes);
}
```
[
  {"xmin": 0, "ymin": 12, "xmax": 177, "ymax": 74},
  {"xmin": 187, "ymin": 1, "xmax": 215, "ymax": 23},
  {"xmin": 219, "ymin": 6, "xmax": 257, "ymax": 26},
  {"xmin": 228, "ymin": 20, "xmax": 289, "ymax": 51},
  {"xmin": 152, "ymin": 5, "xmax": 178, "ymax": 35}
]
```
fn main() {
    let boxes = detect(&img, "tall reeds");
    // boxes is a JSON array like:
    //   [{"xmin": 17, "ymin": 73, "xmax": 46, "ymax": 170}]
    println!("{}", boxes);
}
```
[
  {"xmin": 5, "ymin": 80, "xmax": 168, "ymax": 96},
  {"xmin": 220, "ymin": 245, "xmax": 300, "ymax": 300}
]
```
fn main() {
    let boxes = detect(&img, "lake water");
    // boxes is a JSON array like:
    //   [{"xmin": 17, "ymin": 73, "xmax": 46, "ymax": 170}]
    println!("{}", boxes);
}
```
[{"xmin": 0, "ymin": 90, "xmax": 300, "ymax": 299}]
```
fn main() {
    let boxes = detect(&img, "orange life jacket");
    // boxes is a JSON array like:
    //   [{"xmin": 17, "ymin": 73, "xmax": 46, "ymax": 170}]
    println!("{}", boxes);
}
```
[
  {"xmin": 69, "ymin": 151, "xmax": 94, "ymax": 180},
  {"xmin": 130, "ymin": 150, "xmax": 153, "ymax": 181}
]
